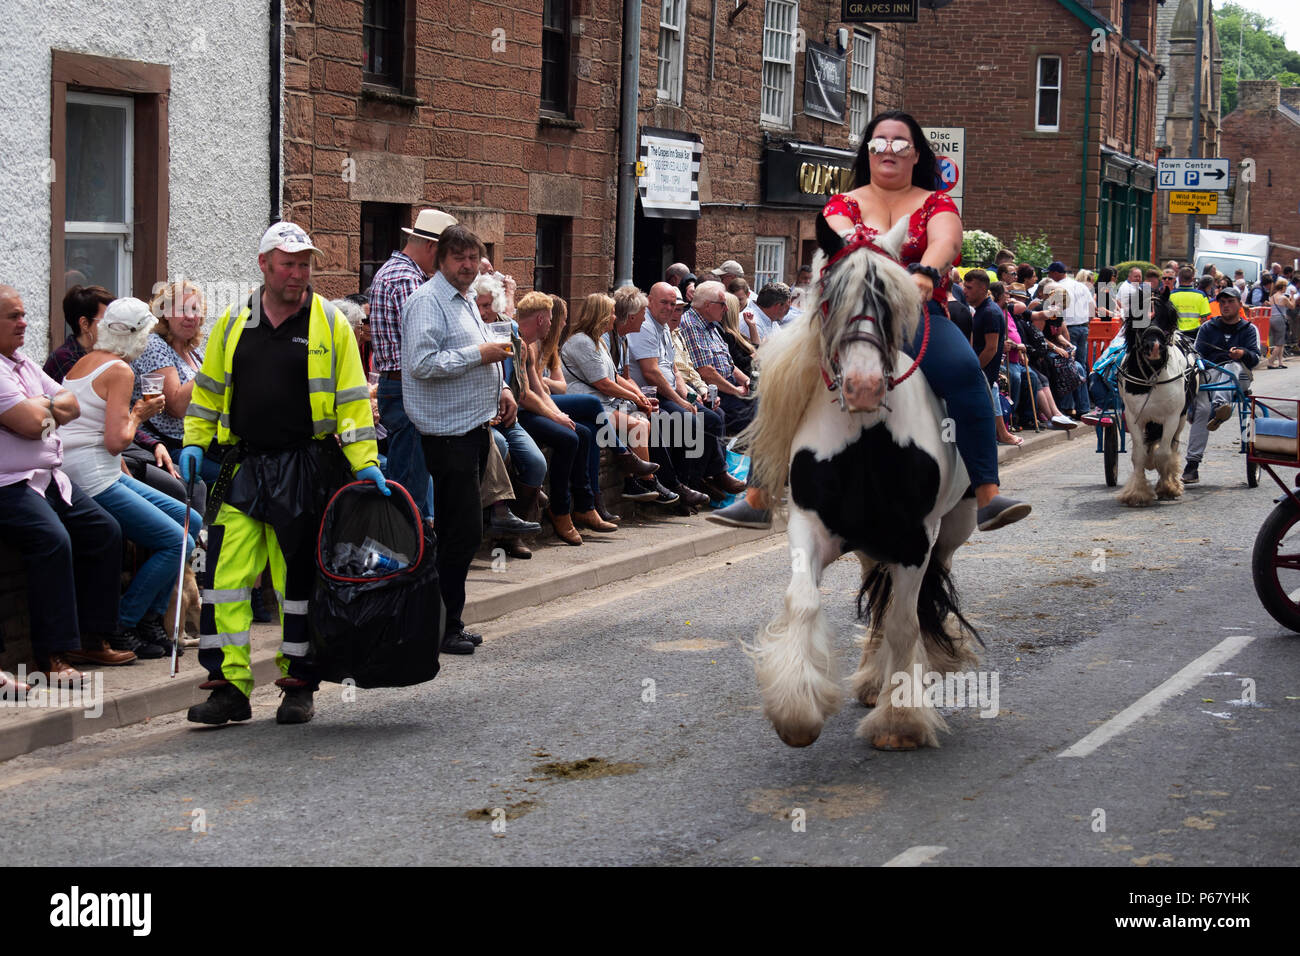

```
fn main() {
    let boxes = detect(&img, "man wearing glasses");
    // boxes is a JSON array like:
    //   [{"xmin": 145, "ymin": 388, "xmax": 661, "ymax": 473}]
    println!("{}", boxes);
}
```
[{"xmin": 678, "ymin": 280, "xmax": 756, "ymax": 435}]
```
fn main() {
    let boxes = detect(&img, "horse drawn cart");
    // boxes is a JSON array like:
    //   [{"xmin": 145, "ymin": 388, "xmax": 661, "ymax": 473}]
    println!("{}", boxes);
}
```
[{"xmin": 1248, "ymin": 396, "xmax": 1300, "ymax": 632}]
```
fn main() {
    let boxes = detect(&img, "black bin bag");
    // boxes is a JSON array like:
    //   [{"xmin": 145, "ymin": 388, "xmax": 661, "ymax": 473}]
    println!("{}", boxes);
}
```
[{"xmin": 311, "ymin": 480, "xmax": 442, "ymax": 688}]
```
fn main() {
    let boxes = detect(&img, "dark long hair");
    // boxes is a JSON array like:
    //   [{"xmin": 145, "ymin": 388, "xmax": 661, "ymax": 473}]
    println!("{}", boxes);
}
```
[{"xmin": 851, "ymin": 110, "xmax": 938, "ymax": 190}]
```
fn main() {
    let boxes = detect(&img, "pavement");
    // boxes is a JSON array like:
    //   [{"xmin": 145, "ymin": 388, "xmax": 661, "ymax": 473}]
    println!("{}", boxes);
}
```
[{"xmin": 0, "ymin": 421, "xmax": 1076, "ymax": 763}]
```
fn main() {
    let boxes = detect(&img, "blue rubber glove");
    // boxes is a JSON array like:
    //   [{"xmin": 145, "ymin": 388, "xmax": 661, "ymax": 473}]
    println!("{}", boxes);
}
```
[
  {"xmin": 179, "ymin": 445, "xmax": 204, "ymax": 484},
  {"xmin": 356, "ymin": 466, "xmax": 390, "ymax": 496}
]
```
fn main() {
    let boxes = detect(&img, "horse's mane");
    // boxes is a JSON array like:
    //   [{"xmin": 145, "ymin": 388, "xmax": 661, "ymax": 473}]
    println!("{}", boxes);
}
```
[{"xmin": 739, "ymin": 216, "xmax": 920, "ymax": 498}]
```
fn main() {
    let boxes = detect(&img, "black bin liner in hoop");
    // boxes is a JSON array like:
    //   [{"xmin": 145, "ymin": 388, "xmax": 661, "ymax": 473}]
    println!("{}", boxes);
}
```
[{"xmin": 310, "ymin": 480, "xmax": 442, "ymax": 688}]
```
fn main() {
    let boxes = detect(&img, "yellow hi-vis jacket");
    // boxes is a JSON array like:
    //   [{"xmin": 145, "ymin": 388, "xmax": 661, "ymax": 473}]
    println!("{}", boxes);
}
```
[
  {"xmin": 1170, "ymin": 287, "xmax": 1210, "ymax": 333},
  {"xmin": 184, "ymin": 293, "xmax": 379, "ymax": 474}
]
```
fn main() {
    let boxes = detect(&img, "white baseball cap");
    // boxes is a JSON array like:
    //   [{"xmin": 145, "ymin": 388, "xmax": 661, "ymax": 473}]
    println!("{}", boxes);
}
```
[
  {"xmin": 258, "ymin": 221, "xmax": 321, "ymax": 257},
  {"xmin": 101, "ymin": 297, "xmax": 157, "ymax": 333}
]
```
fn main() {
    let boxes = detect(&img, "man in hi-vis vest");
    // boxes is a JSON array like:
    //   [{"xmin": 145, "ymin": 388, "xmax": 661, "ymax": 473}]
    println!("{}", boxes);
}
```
[{"xmin": 180, "ymin": 223, "xmax": 387, "ymax": 726}]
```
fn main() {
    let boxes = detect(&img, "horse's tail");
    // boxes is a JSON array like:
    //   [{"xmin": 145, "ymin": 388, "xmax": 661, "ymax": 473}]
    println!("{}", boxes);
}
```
[
  {"xmin": 856, "ymin": 559, "xmax": 982, "ymax": 660},
  {"xmin": 736, "ymin": 295, "xmax": 826, "ymax": 500}
]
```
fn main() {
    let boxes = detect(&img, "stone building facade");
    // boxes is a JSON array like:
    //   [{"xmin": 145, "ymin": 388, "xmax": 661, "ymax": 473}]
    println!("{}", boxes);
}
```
[
  {"xmin": 1219, "ymin": 79, "xmax": 1300, "ymax": 266},
  {"xmin": 898, "ymin": 0, "xmax": 1160, "ymax": 269},
  {"xmin": 284, "ymin": 0, "xmax": 905, "ymax": 303}
]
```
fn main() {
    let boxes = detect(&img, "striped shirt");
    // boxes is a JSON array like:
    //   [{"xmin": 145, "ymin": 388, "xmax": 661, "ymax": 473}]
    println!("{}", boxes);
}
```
[
  {"xmin": 678, "ymin": 308, "xmax": 735, "ymax": 379},
  {"xmin": 401, "ymin": 270, "xmax": 503, "ymax": 437},
  {"xmin": 368, "ymin": 250, "xmax": 427, "ymax": 372}
]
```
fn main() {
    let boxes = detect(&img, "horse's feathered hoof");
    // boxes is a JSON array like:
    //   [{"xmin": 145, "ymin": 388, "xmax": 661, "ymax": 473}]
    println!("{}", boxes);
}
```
[
  {"xmin": 775, "ymin": 725, "xmax": 823, "ymax": 748},
  {"xmin": 870, "ymin": 733, "xmax": 923, "ymax": 751}
]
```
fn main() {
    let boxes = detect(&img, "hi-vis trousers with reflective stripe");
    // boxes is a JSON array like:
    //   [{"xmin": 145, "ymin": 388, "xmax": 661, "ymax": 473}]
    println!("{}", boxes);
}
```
[{"xmin": 197, "ymin": 501, "xmax": 318, "ymax": 697}]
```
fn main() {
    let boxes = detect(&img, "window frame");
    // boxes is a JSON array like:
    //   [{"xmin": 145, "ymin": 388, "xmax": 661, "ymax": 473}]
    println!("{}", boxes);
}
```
[
  {"xmin": 761, "ymin": 0, "xmax": 799, "ymax": 128},
  {"xmin": 63, "ymin": 91, "xmax": 135, "ymax": 299},
  {"xmin": 362, "ymin": 0, "xmax": 407, "ymax": 90},
  {"xmin": 1035, "ymin": 54, "xmax": 1062, "ymax": 132},
  {"xmin": 50, "ymin": 50, "xmax": 169, "ymax": 351},
  {"xmin": 754, "ymin": 237, "xmax": 786, "ymax": 292},
  {"xmin": 657, "ymin": 0, "xmax": 686, "ymax": 104},
  {"xmin": 359, "ymin": 202, "xmax": 408, "ymax": 294},
  {"xmin": 848, "ymin": 29, "xmax": 876, "ymax": 143},
  {"xmin": 541, "ymin": 0, "xmax": 571, "ymax": 115},
  {"xmin": 534, "ymin": 216, "xmax": 570, "ymax": 299}
]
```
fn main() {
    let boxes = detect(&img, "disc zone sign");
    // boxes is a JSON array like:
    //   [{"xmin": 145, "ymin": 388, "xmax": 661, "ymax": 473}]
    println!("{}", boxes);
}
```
[{"xmin": 923, "ymin": 126, "xmax": 964, "ymax": 216}]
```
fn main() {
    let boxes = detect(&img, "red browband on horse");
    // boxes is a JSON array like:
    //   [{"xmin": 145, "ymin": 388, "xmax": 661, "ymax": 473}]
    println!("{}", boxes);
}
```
[{"xmin": 816, "ymin": 232, "xmax": 930, "ymax": 396}]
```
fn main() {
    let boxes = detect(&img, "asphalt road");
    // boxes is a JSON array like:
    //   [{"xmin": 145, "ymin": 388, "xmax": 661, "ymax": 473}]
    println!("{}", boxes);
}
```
[{"xmin": 3, "ymin": 403, "xmax": 1298, "ymax": 867}]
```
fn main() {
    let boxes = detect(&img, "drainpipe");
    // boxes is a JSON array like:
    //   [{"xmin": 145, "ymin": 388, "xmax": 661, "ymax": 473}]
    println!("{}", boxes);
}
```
[
  {"xmin": 269, "ymin": 0, "xmax": 282, "ymax": 225},
  {"xmin": 1188, "ymin": 0, "xmax": 1204, "ymax": 262},
  {"xmin": 1079, "ymin": 42, "xmax": 1093, "ymax": 267},
  {"xmin": 613, "ymin": 0, "xmax": 642, "ymax": 289}
]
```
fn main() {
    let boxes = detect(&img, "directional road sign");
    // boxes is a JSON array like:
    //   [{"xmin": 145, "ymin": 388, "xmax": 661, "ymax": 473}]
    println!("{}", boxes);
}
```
[
  {"xmin": 1168, "ymin": 191, "xmax": 1219, "ymax": 215},
  {"xmin": 1157, "ymin": 158, "xmax": 1231, "ymax": 191}
]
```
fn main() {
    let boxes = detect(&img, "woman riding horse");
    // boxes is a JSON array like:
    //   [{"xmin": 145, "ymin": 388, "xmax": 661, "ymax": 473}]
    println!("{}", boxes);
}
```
[{"xmin": 710, "ymin": 110, "xmax": 1030, "ymax": 532}]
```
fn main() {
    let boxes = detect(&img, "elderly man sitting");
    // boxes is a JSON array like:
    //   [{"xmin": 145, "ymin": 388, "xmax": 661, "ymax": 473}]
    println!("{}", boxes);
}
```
[
  {"xmin": 677, "ymin": 280, "xmax": 757, "ymax": 435},
  {"xmin": 0, "ymin": 284, "xmax": 132, "ymax": 686}
]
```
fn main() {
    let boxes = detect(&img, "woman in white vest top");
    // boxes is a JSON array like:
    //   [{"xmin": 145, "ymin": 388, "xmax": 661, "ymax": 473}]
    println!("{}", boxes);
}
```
[{"xmin": 60, "ymin": 297, "xmax": 202, "ymax": 659}]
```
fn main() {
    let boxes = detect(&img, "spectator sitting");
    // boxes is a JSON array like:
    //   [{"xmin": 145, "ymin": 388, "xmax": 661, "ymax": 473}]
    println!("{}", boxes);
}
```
[
  {"xmin": 1033, "ymin": 280, "xmax": 1089, "ymax": 418},
  {"xmin": 665, "ymin": 262, "xmax": 691, "ymax": 288},
  {"xmin": 678, "ymin": 274, "xmax": 698, "ymax": 306},
  {"xmin": 726, "ymin": 277, "xmax": 753, "ymax": 314},
  {"xmin": 1005, "ymin": 283, "xmax": 1074, "ymax": 428},
  {"xmin": 513, "ymin": 292, "xmax": 611, "ymax": 543},
  {"xmin": 538, "ymin": 294, "xmax": 569, "ymax": 392},
  {"xmin": 0, "ymin": 284, "xmax": 132, "ymax": 682},
  {"xmin": 719, "ymin": 291, "xmax": 758, "ymax": 379},
  {"xmin": 789, "ymin": 265, "xmax": 813, "ymax": 310},
  {"xmin": 59, "ymin": 297, "xmax": 202, "ymax": 659},
  {"xmin": 559, "ymin": 289, "xmax": 662, "ymax": 491},
  {"xmin": 677, "ymin": 280, "xmax": 757, "ymax": 435},
  {"xmin": 740, "ymin": 282, "xmax": 793, "ymax": 345}
]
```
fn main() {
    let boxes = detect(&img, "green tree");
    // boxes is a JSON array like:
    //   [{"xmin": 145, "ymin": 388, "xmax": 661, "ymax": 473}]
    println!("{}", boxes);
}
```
[
  {"xmin": 1217, "ymin": 2, "xmax": 1300, "ymax": 115},
  {"xmin": 1013, "ymin": 233, "xmax": 1053, "ymax": 271}
]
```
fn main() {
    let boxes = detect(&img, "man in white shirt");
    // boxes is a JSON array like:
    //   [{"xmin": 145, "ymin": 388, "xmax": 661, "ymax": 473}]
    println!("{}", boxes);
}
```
[
  {"xmin": 1045, "ymin": 261, "xmax": 1094, "ymax": 363},
  {"xmin": 740, "ymin": 282, "xmax": 793, "ymax": 345},
  {"xmin": 1115, "ymin": 266, "xmax": 1145, "ymax": 320}
]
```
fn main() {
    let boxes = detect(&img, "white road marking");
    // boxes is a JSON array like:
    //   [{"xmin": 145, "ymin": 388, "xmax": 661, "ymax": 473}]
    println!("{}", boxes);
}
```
[
  {"xmin": 882, "ymin": 845, "xmax": 947, "ymax": 867},
  {"xmin": 1058, "ymin": 635, "xmax": 1255, "ymax": 758}
]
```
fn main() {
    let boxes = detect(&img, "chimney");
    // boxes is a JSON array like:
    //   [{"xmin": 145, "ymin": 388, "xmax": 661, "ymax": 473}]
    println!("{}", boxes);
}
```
[
  {"xmin": 1282, "ymin": 88, "xmax": 1300, "ymax": 112},
  {"xmin": 1237, "ymin": 79, "xmax": 1281, "ymax": 112}
]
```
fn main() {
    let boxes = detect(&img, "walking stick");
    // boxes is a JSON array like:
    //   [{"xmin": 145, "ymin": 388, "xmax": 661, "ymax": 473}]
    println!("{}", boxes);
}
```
[
  {"xmin": 1020, "ymin": 347, "xmax": 1041, "ymax": 432},
  {"xmin": 170, "ymin": 473, "xmax": 197, "ymax": 678}
]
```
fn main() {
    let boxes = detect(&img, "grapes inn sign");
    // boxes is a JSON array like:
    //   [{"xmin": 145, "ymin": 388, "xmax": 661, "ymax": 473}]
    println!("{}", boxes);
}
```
[{"xmin": 841, "ymin": 0, "xmax": 918, "ymax": 22}]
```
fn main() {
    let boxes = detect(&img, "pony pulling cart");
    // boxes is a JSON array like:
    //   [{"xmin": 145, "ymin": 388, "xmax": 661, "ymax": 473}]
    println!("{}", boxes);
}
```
[{"xmin": 743, "ymin": 217, "xmax": 980, "ymax": 752}]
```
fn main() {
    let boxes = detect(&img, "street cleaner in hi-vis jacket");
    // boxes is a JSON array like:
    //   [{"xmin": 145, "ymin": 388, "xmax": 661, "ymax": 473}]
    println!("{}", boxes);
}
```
[{"xmin": 179, "ymin": 223, "xmax": 387, "ymax": 726}]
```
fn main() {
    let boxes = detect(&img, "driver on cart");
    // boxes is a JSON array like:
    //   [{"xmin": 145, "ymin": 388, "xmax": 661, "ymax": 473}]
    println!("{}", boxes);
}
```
[{"xmin": 1183, "ymin": 286, "xmax": 1261, "ymax": 485}]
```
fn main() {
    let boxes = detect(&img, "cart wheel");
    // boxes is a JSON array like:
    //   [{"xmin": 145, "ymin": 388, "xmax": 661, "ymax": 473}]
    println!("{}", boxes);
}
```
[
  {"xmin": 1103, "ymin": 421, "xmax": 1119, "ymax": 487},
  {"xmin": 1253, "ymin": 496, "xmax": 1300, "ymax": 632},
  {"xmin": 1247, "ymin": 459, "xmax": 1259, "ymax": 488}
]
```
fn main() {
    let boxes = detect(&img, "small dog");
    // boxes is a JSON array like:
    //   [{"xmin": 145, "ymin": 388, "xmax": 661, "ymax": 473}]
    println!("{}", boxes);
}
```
[{"xmin": 123, "ymin": 542, "xmax": 201, "ymax": 643}]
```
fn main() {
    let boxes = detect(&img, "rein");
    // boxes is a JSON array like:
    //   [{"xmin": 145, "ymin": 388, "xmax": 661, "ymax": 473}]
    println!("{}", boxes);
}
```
[
  {"xmin": 816, "ymin": 233, "xmax": 929, "ymax": 400},
  {"xmin": 1119, "ymin": 328, "xmax": 1196, "ymax": 388}
]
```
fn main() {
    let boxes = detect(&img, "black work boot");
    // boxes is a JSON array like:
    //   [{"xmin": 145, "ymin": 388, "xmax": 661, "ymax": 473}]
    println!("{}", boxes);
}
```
[
  {"xmin": 275, "ymin": 684, "xmax": 316, "ymax": 725},
  {"xmin": 187, "ymin": 682, "xmax": 252, "ymax": 725}
]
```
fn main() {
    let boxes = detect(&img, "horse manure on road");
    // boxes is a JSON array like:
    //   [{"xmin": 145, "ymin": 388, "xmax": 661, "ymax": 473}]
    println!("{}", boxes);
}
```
[{"xmin": 532, "ymin": 757, "xmax": 643, "ymax": 780}]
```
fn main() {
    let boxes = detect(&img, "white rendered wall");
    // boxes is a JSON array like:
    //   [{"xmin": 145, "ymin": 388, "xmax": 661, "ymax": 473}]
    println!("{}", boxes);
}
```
[{"xmin": 0, "ymin": 0, "xmax": 274, "ymax": 363}]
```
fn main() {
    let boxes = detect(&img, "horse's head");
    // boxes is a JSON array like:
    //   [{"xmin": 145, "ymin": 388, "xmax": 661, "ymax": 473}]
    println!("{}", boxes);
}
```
[
  {"xmin": 1126, "ymin": 286, "xmax": 1178, "ymax": 366},
  {"xmin": 812, "ymin": 214, "xmax": 921, "ymax": 413}
]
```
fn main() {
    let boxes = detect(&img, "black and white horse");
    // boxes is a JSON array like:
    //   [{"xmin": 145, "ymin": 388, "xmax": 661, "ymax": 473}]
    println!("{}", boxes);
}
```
[
  {"xmin": 742, "ymin": 217, "xmax": 979, "ymax": 751},
  {"xmin": 1117, "ymin": 288, "xmax": 1198, "ymax": 506}
]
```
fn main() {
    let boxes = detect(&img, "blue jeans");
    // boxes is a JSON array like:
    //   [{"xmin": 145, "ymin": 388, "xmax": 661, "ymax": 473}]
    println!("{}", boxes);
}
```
[
  {"xmin": 377, "ymin": 377, "xmax": 435, "ymax": 518},
  {"xmin": 93, "ymin": 474, "xmax": 200, "ymax": 626},
  {"xmin": 910, "ymin": 302, "xmax": 998, "ymax": 487},
  {"xmin": 492, "ymin": 422, "xmax": 547, "ymax": 487},
  {"xmin": 517, "ymin": 409, "xmax": 594, "ymax": 514},
  {"xmin": 552, "ymin": 393, "xmax": 613, "ymax": 501}
]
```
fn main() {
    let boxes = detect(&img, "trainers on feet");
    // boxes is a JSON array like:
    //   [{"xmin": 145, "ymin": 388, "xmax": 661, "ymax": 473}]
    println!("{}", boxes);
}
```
[
  {"xmin": 705, "ymin": 499, "xmax": 773, "ymax": 530},
  {"xmin": 621, "ymin": 477, "xmax": 660, "ymax": 501},
  {"xmin": 1182, "ymin": 462, "xmax": 1199, "ymax": 484},
  {"xmin": 977, "ymin": 495, "xmax": 1032, "ymax": 531}
]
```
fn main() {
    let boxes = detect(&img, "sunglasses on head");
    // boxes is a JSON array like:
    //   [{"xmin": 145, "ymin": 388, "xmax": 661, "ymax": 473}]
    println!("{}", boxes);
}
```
[{"xmin": 867, "ymin": 137, "xmax": 914, "ymax": 156}]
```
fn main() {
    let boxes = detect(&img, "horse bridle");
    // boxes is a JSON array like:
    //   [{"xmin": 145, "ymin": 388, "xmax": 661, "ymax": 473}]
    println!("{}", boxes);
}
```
[
  {"xmin": 817, "ymin": 233, "xmax": 930, "ymax": 407},
  {"xmin": 1119, "ymin": 325, "xmax": 1196, "ymax": 388}
]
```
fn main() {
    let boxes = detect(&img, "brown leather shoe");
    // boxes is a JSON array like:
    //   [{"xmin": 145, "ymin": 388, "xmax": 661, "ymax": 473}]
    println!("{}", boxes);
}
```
[
  {"xmin": 495, "ymin": 536, "xmax": 533, "ymax": 559},
  {"xmin": 36, "ymin": 655, "xmax": 89, "ymax": 688},
  {"xmin": 573, "ymin": 508, "xmax": 618, "ymax": 532},
  {"xmin": 705, "ymin": 471, "xmax": 747, "ymax": 495},
  {"xmin": 548, "ymin": 508, "xmax": 583, "ymax": 545},
  {"xmin": 674, "ymin": 483, "xmax": 712, "ymax": 508},
  {"xmin": 616, "ymin": 450, "xmax": 660, "ymax": 478},
  {"xmin": 64, "ymin": 639, "xmax": 137, "ymax": 667},
  {"xmin": 595, "ymin": 499, "xmax": 621, "ymax": 524}
]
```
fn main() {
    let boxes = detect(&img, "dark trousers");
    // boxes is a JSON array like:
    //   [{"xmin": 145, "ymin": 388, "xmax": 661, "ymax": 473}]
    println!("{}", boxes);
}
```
[
  {"xmin": 422, "ymin": 427, "xmax": 490, "ymax": 634},
  {"xmin": 122, "ymin": 443, "xmax": 208, "ymax": 517},
  {"xmin": 517, "ymin": 409, "xmax": 595, "ymax": 514},
  {"xmin": 0, "ymin": 479, "xmax": 122, "ymax": 663},
  {"xmin": 718, "ymin": 392, "xmax": 758, "ymax": 435},
  {"xmin": 551, "ymin": 393, "xmax": 609, "ymax": 504},
  {"xmin": 656, "ymin": 397, "xmax": 725, "ymax": 484}
]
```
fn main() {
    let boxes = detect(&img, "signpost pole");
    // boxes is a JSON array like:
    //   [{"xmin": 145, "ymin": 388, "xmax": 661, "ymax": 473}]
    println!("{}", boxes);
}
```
[{"xmin": 1187, "ymin": 0, "xmax": 1205, "ymax": 263}]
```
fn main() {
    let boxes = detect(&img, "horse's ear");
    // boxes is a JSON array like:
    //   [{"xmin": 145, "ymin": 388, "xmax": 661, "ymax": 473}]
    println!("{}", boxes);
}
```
[
  {"xmin": 875, "ymin": 216, "xmax": 910, "ymax": 260},
  {"xmin": 816, "ymin": 214, "xmax": 845, "ymax": 259}
]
